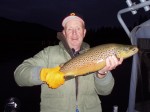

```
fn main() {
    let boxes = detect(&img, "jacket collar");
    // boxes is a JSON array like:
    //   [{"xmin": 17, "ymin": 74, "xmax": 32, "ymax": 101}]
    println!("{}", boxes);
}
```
[{"xmin": 59, "ymin": 41, "xmax": 90, "ymax": 55}]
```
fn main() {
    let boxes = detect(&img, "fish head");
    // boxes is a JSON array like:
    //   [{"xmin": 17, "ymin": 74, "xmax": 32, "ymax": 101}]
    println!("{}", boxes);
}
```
[{"xmin": 115, "ymin": 45, "xmax": 139, "ymax": 59}]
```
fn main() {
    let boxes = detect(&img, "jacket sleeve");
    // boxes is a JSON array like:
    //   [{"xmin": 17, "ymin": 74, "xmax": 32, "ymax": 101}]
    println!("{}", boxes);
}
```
[
  {"xmin": 94, "ymin": 71, "xmax": 114, "ymax": 95},
  {"xmin": 14, "ymin": 47, "xmax": 50, "ymax": 87}
]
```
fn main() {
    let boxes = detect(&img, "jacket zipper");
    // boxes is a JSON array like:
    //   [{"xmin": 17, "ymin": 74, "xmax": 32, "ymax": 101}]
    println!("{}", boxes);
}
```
[
  {"xmin": 73, "ymin": 51, "xmax": 79, "ymax": 112},
  {"xmin": 57, "ymin": 33, "xmax": 80, "ymax": 111},
  {"xmin": 75, "ymin": 77, "xmax": 79, "ymax": 112}
]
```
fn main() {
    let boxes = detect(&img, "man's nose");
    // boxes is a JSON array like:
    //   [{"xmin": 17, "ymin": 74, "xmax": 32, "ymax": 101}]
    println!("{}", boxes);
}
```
[{"xmin": 72, "ymin": 29, "xmax": 77, "ymax": 34}]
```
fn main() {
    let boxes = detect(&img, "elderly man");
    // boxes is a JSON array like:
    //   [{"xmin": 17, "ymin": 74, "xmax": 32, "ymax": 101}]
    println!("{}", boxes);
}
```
[{"xmin": 14, "ymin": 13, "xmax": 123, "ymax": 112}]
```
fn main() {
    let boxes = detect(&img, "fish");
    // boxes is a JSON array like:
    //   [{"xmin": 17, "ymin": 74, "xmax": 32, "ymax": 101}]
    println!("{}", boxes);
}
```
[
  {"xmin": 41, "ymin": 43, "xmax": 138, "ymax": 88},
  {"xmin": 60, "ymin": 43, "xmax": 138, "ymax": 77}
]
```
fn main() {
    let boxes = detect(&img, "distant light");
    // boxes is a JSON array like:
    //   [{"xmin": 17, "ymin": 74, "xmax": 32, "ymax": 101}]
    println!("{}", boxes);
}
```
[
  {"xmin": 126, "ymin": 0, "xmax": 137, "ymax": 15},
  {"xmin": 139, "ymin": 0, "xmax": 150, "ymax": 11}
]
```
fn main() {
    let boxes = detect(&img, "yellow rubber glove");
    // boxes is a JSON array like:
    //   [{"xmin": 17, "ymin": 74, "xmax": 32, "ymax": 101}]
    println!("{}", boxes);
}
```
[{"xmin": 40, "ymin": 66, "xmax": 65, "ymax": 89}]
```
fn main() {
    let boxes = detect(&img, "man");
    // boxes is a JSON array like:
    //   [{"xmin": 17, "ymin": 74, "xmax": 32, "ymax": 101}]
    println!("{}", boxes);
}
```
[{"xmin": 14, "ymin": 13, "xmax": 123, "ymax": 112}]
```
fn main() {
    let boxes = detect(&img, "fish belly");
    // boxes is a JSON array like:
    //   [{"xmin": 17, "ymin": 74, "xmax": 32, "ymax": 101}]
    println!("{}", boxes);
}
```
[{"xmin": 62, "ymin": 61, "xmax": 106, "ymax": 76}]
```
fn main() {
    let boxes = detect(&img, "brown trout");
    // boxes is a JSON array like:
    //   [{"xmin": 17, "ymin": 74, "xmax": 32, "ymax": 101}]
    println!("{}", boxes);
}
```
[{"xmin": 60, "ymin": 43, "xmax": 138, "ymax": 77}]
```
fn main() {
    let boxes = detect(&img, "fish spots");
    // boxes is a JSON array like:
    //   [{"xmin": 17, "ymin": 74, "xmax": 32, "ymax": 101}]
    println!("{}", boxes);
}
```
[{"xmin": 60, "ymin": 43, "xmax": 138, "ymax": 76}]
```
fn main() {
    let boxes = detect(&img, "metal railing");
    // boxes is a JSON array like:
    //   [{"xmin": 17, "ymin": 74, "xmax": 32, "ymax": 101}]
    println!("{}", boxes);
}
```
[{"xmin": 117, "ymin": 1, "xmax": 150, "ymax": 112}]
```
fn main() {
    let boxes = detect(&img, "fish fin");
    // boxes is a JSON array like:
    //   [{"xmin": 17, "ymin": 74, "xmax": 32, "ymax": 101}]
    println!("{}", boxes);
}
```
[{"xmin": 64, "ymin": 75, "xmax": 75, "ymax": 81}]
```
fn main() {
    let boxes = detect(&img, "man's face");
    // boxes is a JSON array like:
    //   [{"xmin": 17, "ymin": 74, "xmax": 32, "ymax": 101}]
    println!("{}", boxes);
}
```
[{"xmin": 63, "ymin": 20, "xmax": 86, "ymax": 51}]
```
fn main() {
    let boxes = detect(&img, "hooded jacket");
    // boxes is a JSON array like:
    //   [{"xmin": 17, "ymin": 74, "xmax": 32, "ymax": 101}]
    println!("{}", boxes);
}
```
[{"xmin": 14, "ymin": 42, "xmax": 114, "ymax": 112}]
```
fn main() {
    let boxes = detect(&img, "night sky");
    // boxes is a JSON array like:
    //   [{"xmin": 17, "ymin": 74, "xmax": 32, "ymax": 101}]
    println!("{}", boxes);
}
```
[{"xmin": 0, "ymin": 0, "xmax": 150, "ymax": 30}]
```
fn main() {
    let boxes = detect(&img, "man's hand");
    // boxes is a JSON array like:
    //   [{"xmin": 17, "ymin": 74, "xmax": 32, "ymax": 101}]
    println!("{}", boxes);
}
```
[
  {"xmin": 40, "ymin": 66, "xmax": 65, "ymax": 89},
  {"xmin": 97, "ymin": 55, "xmax": 123, "ymax": 78}
]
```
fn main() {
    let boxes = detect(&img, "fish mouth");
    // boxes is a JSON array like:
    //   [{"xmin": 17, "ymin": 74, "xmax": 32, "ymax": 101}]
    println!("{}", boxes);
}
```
[
  {"xmin": 132, "ymin": 47, "xmax": 139, "ymax": 53},
  {"xmin": 128, "ymin": 46, "xmax": 138, "ymax": 54},
  {"xmin": 125, "ymin": 47, "xmax": 139, "ymax": 58}
]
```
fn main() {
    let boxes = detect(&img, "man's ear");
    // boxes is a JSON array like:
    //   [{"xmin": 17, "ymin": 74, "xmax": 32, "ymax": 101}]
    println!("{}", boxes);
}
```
[
  {"xmin": 62, "ymin": 30, "xmax": 65, "ymax": 36},
  {"xmin": 57, "ymin": 32, "xmax": 65, "ymax": 40},
  {"xmin": 84, "ymin": 29, "xmax": 86, "ymax": 37}
]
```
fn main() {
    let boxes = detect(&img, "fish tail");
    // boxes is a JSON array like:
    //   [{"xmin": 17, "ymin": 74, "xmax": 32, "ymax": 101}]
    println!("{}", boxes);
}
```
[{"xmin": 40, "ymin": 66, "xmax": 65, "ymax": 89}]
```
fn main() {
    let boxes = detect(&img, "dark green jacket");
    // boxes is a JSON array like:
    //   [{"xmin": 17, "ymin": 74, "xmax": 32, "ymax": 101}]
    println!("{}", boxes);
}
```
[{"xmin": 14, "ymin": 42, "xmax": 114, "ymax": 112}]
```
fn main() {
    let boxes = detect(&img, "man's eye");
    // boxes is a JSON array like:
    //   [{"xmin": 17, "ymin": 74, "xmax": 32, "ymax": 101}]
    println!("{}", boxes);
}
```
[
  {"xmin": 77, "ymin": 27, "xmax": 81, "ymax": 30},
  {"xmin": 67, "ymin": 28, "xmax": 72, "ymax": 31}
]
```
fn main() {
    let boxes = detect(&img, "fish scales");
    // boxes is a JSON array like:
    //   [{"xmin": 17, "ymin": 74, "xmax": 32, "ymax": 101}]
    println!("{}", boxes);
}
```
[{"xmin": 60, "ymin": 43, "xmax": 138, "ymax": 77}]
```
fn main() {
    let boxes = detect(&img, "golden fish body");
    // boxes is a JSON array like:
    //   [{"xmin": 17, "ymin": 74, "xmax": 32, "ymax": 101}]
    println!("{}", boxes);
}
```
[{"xmin": 60, "ymin": 43, "xmax": 138, "ymax": 77}]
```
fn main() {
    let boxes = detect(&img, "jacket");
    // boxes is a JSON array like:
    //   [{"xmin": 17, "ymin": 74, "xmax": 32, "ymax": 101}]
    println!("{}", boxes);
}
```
[{"xmin": 14, "ymin": 42, "xmax": 115, "ymax": 112}]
